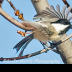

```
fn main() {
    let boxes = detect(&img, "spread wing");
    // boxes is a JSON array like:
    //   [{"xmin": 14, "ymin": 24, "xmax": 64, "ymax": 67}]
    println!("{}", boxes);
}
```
[
  {"xmin": 23, "ymin": 5, "xmax": 72, "ymax": 29},
  {"xmin": 23, "ymin": 20, "xmax": 48, "ymax": 30},
  {"xmin": 33, "ymin": 5, "xmax": 72, "ymax": 22},
  {"xmin": 34, "ymin": 6, "xmax": 62, "ymax": 20}
]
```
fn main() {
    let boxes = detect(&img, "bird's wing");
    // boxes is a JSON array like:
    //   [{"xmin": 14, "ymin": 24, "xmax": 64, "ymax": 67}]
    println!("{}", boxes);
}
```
[
  {"xmin": 23, "ymin": 5, "xmax": 72, "ymax": 30},
  {"xmin": 34, "ymin": 6, "xmax": 61, "ymax": 20},
  {"xmin": 23, "ymin": 20, "xmax": 48, "ymax": 30},
  {"xmin": 34, "ymin": 5, "xmax": 72, "ymax": 21}
]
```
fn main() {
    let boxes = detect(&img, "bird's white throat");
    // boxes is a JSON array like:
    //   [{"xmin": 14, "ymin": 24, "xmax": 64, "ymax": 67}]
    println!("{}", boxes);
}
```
[{"xmin": 51, "ymin": 23, "xmax": 69, "ymax": 33}]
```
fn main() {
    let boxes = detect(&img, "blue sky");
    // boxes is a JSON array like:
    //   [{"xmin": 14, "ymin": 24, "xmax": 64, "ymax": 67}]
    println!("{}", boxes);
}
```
[{"xmin": 0, "ymin": 0, "xmax": 72, "ymax": 64}]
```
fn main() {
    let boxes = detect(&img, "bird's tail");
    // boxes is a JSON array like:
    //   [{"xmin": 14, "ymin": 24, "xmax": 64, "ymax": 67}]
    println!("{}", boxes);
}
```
[{"xmin": 13, "ymin": 34, "xmax": 34, "ymax": 57}]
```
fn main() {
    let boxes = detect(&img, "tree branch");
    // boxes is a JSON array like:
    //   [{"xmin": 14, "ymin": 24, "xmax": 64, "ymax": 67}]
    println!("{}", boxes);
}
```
[
  {"xmin": 0, "ymin": 0, "xmax": 3, "ymax": 7},
  {"xmin": 0, "ymin": 0, "xmax": 72, "ymax": 64},
  {"xmin": 0, "ymin": 33, "xmax": 72, "ymax": 61},
  {"xmin": 0, "ymin": 48, "xmax": 52, "ymax": 61},
  {"xmin": 62, "ymin": 0, "xmax": 72, "ymax": 13},
  {"xmin": 0, "ymin": 7, "xmax": 35, "ymax": 31},
  {"xmin": 31, "ymin": 0, "xmax": 72, "ymax": 64}
]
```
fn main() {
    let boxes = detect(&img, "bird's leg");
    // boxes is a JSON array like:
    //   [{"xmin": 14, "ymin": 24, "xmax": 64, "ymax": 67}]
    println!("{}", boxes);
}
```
[
  {"xmin": 17, "ymin": 30, "xmax": 35, "ymax": 37},
  {"xmin": 40, "ymin": 42, "xmax": 50, "ymax": 53},
  {"xmin": 49, "ymin": 41, "xmax": 61, "ymax": 48},
  {"xmin": 49, "ymin": 42, "xmax": 57, "ymax": 47}
]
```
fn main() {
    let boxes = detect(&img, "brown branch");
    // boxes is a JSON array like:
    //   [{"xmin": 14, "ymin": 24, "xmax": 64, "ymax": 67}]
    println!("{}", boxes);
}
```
[
  {"xmin": 0, "ymin": 33, "xmax": 72, "ymax": 61},
  {"xmin": 0, "ymin": 0, "xmax": 3, "ymax": 3},
  {"xmin": 62, "ymin": 0, "xmax": 72, "ymax": 13},
  {"xmin": 0, "ymin": 8, "xmax": 35, "ymax": 31},
  {"xmin": 0, "ymin": 0, "xmax": 4, "ymax": 7},
  {"xmin": 7, "ymin": 0, "xmax": 17, "ymax": 11},
  {"xmin": 0, "ymin": 48, "xmax": 50, "ymax": 61}
]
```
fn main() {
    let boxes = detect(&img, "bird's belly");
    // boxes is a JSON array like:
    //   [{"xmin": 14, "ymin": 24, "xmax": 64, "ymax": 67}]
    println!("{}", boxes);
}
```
[
  {"xmin": 34, "ymin": 30, "xmax": 50, "ymax": 42},
  {"xmin": 34, "ymin": 29, "xmax": 61, "ymax": 42}
]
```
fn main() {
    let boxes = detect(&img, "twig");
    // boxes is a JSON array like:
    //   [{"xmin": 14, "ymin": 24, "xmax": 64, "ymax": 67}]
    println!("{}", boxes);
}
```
[
  {"xmin": 0, "ymin": 0, "xmax": 4, "ymax": 7},
  {"xmin": 62, "ymin": 0, "xmax": 72, "ymax": 13},
  {"xmin": 0, "ymin": 48, "xmax": 51, "ymax": 61},
  {"xmin": 62, "ymin": 34, "xmax": 72, "ymax": 43},
  {"xmin": 0, "ymin": 33, "xmax": 72, "ymax": 61},
  {"xmin": 54, "ymin": 34, "xmax": 72, "ymax": 45},
  {"xmin": 0, "ymin": 7, "xmax": 35, "ymax": 31},
  {"xmin": 7, "ymin": 0, "xmax": 17, "ymax": 11},
  {"xmin": 7, "ymin": 0, "xmax": 25, "ymax": 21}
]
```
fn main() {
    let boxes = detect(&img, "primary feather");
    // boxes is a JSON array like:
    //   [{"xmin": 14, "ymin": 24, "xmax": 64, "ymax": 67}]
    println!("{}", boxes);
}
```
[
  {"xmin": 61, "ymin": 5, "xmax": 67, "ymax": 19},
  {"xmin": 14, "ymin": 34, "xmax": 34, "ymax": 57}
]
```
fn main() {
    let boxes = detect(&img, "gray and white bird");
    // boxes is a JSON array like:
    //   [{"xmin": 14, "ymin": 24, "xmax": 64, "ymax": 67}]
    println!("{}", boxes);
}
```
[{"xmin": 14, "ymin": 5, "xmax": 72, "ymax": 57}]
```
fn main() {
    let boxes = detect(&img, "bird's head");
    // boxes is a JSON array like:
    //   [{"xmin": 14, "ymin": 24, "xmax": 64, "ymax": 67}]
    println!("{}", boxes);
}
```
[{"xmin": 51, "ymin": 19, "xmax": 71, "ymax": 35}]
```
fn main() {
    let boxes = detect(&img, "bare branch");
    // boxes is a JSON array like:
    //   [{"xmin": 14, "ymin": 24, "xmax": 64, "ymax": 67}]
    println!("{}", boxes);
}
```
[
  {"xmin": 0, "ymin": 0, "xmax": 4, "ymax": 7},
  {"xmin": 0, "ymin": 8, "xmax": 35, "ymax": 31},
  {"xmin": 0, "ymin": 0, "xmax": 3, "ymax": 4},
  {"xmin": 0, "ymin": 48, "xmax": 50, "ymax": 61},
  {"xmin": 7, "ymin": 0, "xmax": 17, "ymax": 11},
  {"xmin": 62, "ymin": 0, "xmax": 72, "ymax": 13},
  {"xmin": 0, "ymin": 33, "xmax": 72, "ymax": 61}
]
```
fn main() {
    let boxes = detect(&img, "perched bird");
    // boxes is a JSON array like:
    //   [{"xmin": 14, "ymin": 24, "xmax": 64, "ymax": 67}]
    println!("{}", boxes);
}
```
[{"xmin": 14, "ymin": 5, "xmax": 72, "ymax": 57}]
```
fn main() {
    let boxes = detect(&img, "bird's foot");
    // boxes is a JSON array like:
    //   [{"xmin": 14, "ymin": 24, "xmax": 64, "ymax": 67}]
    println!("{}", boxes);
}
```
[
  {"xmin": 49, "ymin": 42, "xmax": 58, "ymax": 49},
  {"xmin": 49, "ymin": 41, "xmax": 62, "ymax": 48}
]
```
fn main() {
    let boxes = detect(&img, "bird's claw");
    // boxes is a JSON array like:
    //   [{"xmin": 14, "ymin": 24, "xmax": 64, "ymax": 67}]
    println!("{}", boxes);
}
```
[{"xmin": 49, "ymin": 42, "xmax": 58, "ymax": 49}]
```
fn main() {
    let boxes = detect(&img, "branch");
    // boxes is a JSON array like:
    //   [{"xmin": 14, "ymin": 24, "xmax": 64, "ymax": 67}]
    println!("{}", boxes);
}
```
[
  {"xmin": 0, "ymin": 8, "xmax": 35, "ymax": 31},
  {"xmin": 0, "ymin": 48, "xmax": 51, "ymax": 61},
  {"xmin": 31, "ymin": 0, "xmax": 50, "ymax": 14},
  {"xmin": 62, "ymin": 0, "xmax": 72, "ymax": 13},
  {"xmin": 0, "ymin": 33, "xmax": 72, "ymax": 61},
  {"xmin": 0, "ymin": 0, "xmax": 3, "ymax": 7}
]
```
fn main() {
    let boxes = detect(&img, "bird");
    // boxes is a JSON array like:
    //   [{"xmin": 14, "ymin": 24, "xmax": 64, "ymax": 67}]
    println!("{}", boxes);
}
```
[{"xmin": 13, "ymin": 5, "xmax": 72, "ymax": 57}]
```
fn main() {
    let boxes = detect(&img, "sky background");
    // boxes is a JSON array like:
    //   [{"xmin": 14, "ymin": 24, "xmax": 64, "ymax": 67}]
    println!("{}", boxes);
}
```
[{"xmin": 0, "ymin": 0, "xmax": 72, "ymax": 64}]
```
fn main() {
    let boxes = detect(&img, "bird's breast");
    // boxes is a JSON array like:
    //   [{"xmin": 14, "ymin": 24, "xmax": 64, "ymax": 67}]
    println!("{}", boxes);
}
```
[{"xmin": 34, "ymin": 25, "xmax": 60, "ymax": 42}]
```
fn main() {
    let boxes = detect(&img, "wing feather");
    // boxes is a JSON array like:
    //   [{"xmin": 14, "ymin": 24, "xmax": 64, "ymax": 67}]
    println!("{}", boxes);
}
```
[
  {"xmin": 50, "ymin": 5, "xmax": 61, "ymax": 18},
  {"xmin": 65, "ymin": 6, "xmax": 72, "ymax": 19},
  {"xmin": 56, "ymin": 5, "xmax": 63, "ymax": 18},
  {"xmin": 61, "ymin": 5, "xmax": 67, "ymax": 19},
  {"xmin": 67, "ymin": 13, "xmax": 72, "ymax": 20},
  {"xmin": 23, "ymin": 20, "xmax": 48, "ymax": 29}
]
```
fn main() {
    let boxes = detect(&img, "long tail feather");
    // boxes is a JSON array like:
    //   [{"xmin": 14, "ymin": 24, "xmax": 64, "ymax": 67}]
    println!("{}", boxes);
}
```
[
  {"xmin": 13, "ymin": 34, "xmax": 34, "ymax": 56},
  {"xmin": 18, "ymin": 36, "xmax": 33, "ymax": 57}
]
